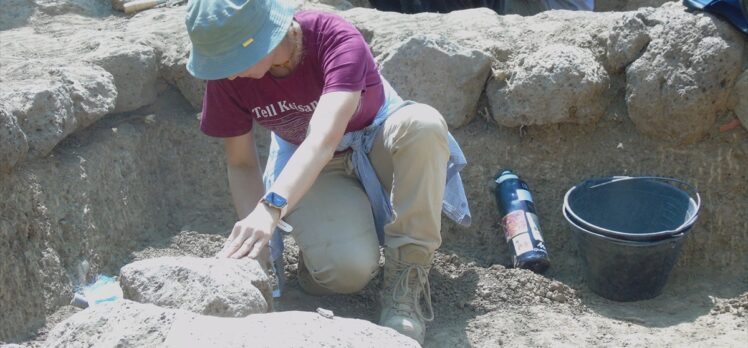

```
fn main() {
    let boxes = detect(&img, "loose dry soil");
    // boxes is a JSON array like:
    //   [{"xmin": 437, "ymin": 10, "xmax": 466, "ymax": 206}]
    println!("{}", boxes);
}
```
[{"xmin": 105, "ymin": 215, "xmax": 748, "ymax": 347}]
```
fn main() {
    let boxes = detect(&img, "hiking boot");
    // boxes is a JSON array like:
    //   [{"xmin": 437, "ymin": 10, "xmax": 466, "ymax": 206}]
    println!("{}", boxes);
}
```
[
  {"xmin": 297, "ymin": 251, "xmax": 336, "ymax": 296},
  {"xmin": 379, "ymin": 245, "xmax": 434, "ymax": 345}
]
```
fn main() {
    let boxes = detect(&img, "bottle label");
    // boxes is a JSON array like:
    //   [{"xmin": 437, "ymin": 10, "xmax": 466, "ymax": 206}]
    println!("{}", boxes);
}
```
[
  {"xmin": 526, "ymin": 212, "xmax": 544, "ymax": 242},
  {"xmin": 503, "ymin": 211, "xmax": 545, "ymax": 257},
  {"xmin": 502, "ymin": 210, "xmax": 527, "ymax": 241},
  {"xmin": 512, "ymin": 233, "xmax": 534, "ymax": 256},
  {"xmin": 516, "ymin": 189, "xmax": 533, "ymax": 203}
]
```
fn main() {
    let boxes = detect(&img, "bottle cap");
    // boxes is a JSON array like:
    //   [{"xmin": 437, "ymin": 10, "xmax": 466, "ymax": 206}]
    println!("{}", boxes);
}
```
[{"xmin": 496, "ymin": 170, "xmax": 518, "ymax": 184}]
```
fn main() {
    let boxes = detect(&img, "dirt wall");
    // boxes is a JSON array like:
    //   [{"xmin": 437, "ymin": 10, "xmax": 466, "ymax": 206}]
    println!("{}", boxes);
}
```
[
  {"xmin": 0, "ymin": 92, "xmax": 236, "ymax": 340},
  {"xmin": 447, "ymin": 103, "xmax": 748, "ymax": 278}
]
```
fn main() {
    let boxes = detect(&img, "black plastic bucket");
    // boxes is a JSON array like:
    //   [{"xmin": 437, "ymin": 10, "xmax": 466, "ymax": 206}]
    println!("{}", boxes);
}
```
[
  {"xmin": 563, "ymin": 207, "xmax": 688, "ymax": 301},
  {"xmin": 563, "ymin": 177, "xmax": 700, "ymax": 241}
]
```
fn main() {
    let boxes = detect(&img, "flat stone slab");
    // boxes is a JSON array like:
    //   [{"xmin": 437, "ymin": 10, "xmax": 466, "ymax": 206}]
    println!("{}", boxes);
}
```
[
  {"xmin": 164, "ymin": 310, "xmax": 419, "ymax": 347},
  {"xmin": 43, "ymin": 300, "xmax": 419, "ymax": 347},
  {"xmin": 44, "ymin": 301, "xmax": 176, "ymax": 347},
  {"xmin": 119, "ymin": 256, "xmax": 271, "ymax": 317}
]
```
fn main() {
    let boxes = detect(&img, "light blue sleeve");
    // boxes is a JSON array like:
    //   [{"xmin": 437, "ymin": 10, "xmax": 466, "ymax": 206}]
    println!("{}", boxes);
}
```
[{"xmin": 263, "ymin": 132, "xmax": 297, "ymax": 297}]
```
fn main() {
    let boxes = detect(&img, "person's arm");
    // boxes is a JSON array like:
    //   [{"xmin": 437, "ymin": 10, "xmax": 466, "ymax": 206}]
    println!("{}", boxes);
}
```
[
  {"xmin": 267, "ymin": 91, "xmax": 361, "ymax": 213},
  {"xmin": 216, "ymin": 130, "xmax": 271, "ymax": 259},
  {"xmin": 224, "ymin": 131, "xmax": 264, "ymax": 219},
  {"xmin": 219, "ymin": 90, "xmax": 361, "ymax": 259}
]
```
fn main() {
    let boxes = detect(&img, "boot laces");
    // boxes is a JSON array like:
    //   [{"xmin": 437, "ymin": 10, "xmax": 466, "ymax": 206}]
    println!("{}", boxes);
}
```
[{"xmin": 390, "ymin": 258, "xmax": 434, "ymax": 322}]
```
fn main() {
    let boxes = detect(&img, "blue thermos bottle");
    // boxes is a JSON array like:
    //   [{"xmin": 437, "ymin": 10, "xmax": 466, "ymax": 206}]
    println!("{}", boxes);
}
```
[{"xmin": 494, "ymin": 170, "xmax": 550, "ymax": 273}]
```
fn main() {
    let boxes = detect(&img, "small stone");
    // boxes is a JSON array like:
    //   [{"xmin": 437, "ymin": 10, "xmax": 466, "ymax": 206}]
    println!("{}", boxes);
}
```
[
  {"xmin": 548, "ymin": 281, "xmax": 564, "ymax": 292},
  {"xmin": 479, "ymin": 289, "xmax": 491, "ymax": 298},
  {"xmin": 552, "ymin": 293, "xmax": 568, "ymax": 303},
  {"xmin": 316, "ymin": 307, "xmax": 334, "ymax": 319}
]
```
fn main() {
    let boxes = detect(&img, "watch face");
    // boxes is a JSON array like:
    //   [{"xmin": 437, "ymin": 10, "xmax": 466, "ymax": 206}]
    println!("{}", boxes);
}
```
[{"xmin": 268, "ymin": 192, "xmax": 287, "ymax": 208}]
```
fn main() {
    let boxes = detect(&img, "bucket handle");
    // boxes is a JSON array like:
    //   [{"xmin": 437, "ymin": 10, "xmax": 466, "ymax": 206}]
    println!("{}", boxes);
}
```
[{"xmin": 585, "ymin": 176, "xmax": 701, "ymax": 234}]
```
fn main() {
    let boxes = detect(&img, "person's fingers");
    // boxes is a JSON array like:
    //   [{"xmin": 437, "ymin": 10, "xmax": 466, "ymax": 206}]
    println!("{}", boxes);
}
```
[
  {"xmin": 230, "ymin": 234, "xmax": 257, "ymax": 259},
  {"xmin": 248, "ymin": 238, "xmax": 268, "ymax": 259},
  {"xmin": 223, "ymin": 236, "xmax": 246, "ymax": 258},
  {"xmin": 218, "ymin": 224, "xmax": 241, "ymax": 257},
  {"xmin": 218, "ymin": 241, "xmax": 230, "ymax": 257},
  {"xmin": 219, "ymin": 239, "xmax": 236, "ymax": 258},
  {"xmin": 230, "ymin": 237, "xmax": 255, "ymax": 259},
  {"xmin": 229, "ymin": 223, "xmax": 241, "ymax": 239},
  {"xmin": 218, "ymin": 242, "xmax": 230, "ymax": 258}
]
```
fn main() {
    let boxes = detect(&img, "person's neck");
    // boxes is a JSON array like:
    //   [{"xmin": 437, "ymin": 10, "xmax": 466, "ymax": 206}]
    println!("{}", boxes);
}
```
[{"xmin": 269, "ymin": 22, "xmax": 301, "ymax": 78}]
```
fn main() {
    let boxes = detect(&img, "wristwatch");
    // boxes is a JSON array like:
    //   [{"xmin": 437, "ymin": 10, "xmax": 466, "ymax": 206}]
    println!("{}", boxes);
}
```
[
  {"xmin": 261, "ymin": 192, "xmax": 287, "ymax": 211},
  {"xmin": 260, "ymin": 192, "xmax": 293, "ymax": 233}
]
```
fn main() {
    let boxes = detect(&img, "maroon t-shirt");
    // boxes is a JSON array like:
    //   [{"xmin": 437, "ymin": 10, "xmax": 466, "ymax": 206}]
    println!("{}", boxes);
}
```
[{"xmin": 200, "ymin": 10, "xmax": 384, "ymax": 144}]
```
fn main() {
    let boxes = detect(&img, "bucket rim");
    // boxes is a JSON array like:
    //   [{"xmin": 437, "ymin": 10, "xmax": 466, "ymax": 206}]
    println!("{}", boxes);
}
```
[
  {"xmin": 563, "ymin": 176, "xmax": 701, "ymax": 241},
  {"xmin": 562, "ymin": 205, "xmax": 687, "ymax": 245}
]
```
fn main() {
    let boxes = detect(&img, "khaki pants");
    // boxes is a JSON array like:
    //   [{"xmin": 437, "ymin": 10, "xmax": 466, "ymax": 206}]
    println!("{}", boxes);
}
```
[{"xmin": 285, "ymin": 103, "xmax": 449, "ymax": 294}]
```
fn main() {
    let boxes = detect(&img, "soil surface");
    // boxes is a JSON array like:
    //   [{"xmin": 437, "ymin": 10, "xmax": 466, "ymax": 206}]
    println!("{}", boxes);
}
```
[
  {"xmin": 129, "ymin": 220, "xmax": 748, "ymax": 347},
  {"xmin": 13, "ymin": 164, "xmax": 746, "ymax": 348},
  {"xmin": 5, "ymin": 226, "xmax": 745, "ymax": 348}
]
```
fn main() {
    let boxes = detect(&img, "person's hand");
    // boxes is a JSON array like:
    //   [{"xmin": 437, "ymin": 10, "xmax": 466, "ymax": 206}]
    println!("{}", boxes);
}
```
[{"xmin": 218, "ymin": 204, "xmax": 278, "ymax": 259}]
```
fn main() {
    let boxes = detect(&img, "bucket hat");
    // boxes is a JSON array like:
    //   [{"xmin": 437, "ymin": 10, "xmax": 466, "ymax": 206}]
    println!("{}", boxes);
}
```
[{"xmin": 185, "ymin": 0, "xmax": 295, "ymax": 80}]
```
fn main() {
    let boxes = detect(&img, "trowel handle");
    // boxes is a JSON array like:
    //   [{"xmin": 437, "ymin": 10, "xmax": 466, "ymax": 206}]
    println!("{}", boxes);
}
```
[{"xmin": 123, "ymin": 0, "xmax": 166, "ymax": 14}]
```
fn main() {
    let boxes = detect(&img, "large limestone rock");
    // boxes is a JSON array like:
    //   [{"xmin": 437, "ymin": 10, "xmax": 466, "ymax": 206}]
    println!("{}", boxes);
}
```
[
  {"xmin": 119, "ymin": 256, "xmax": 272, "ymax": 317},
  {"xmin": 733, "ymin": 70, "xmax": 748, "ymax": 131},
  {"xmin": 164, "ymin": 310, "xmax": 419, "ymax": 347},
  {"xmin": 34, "ymin": 0, "xmax": 112, "ymax": 16},
  {"xmin": 0, "ymin": 0, "xmax": 113, "ymax": 31},
  {"xmin": 0, "ymin": 9, "xmax": 197, "ymax": 172},
  {"xmin": 345, "ymin": 8, "xmax": 617, "ymax": 127},
  {"xmin": 625, "ymin": 4, "xmax": 744, "ymax": 143},
  {"xmin": 0, "ymin": 105, "xmax": 29, "ymax": 174},
  {"xmin": 44, "ymin": 300, "xmax": 420, "ymax": 347},
  {"xmin": 44, "ymin": 301, "xmax": 177, "ymax": 347},
  {"xmin": 0, "ymin": 63, "xmax": 117, "ymax": 157},
  {"xmin": 346, "ymin": 3, "xmax": 745, "ymax": 136},
  {"xmin": 126, "ymin": 9, "xmax": 207, "ymax": 110},
  {"xmin": 606, "ymin": 12, "xmax": 651, "ymax": 73},
  {"xmin": 85, "ymin": 42, "xmax": 159, "ymax": 113},
  {"xmin": 487, "ymin": 44, "xmax": 609, "ymax": 127},
  {"xmin": 380, "ymin": 35, "xmax": 491, "ymax": 128}
]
